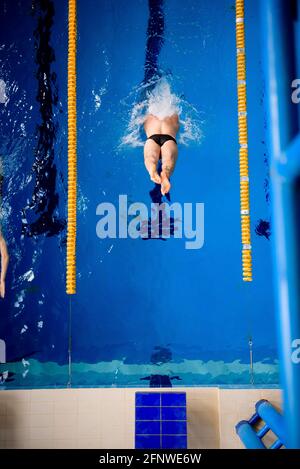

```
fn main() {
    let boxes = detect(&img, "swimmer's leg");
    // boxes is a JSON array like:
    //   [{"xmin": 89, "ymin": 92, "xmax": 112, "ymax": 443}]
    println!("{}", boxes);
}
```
[
  {"xmin": 160, "ymin": 140, "xmax": 178, "ymax": 195},
  {"xmin": 144, "ymin": 139, "xmax": 161, "ymax": 184}
]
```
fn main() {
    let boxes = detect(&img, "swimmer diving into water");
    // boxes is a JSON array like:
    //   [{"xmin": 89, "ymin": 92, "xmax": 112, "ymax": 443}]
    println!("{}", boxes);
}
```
[{"xmin": 144, "ymin": 113, "xmax": 179, "ymax": 195}]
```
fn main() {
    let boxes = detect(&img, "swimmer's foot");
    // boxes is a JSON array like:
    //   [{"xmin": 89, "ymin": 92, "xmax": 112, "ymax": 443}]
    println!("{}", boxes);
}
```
[
  {"xmin": 161, "ymin": 171, "xmax": 171, "ymax": 195},
  {"xmin": 150, "ymin": 170, "xmax": 161, "ymax": 185}
]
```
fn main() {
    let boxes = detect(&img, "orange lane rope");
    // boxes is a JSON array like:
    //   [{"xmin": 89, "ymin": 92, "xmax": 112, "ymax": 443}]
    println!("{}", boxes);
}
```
[
  {"xmin": 236, "ymin": 0, "xmax": 253, "ymax": 281},
  {"xmin": 66, "ymin": 0, "xmax": 77, "ymax": 294}
]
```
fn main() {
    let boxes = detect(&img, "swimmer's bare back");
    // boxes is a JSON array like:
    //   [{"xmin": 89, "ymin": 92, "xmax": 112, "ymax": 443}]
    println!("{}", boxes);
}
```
[{"xmin": 143, "ymin": 114, "xmax": 179, "ymax": 195}]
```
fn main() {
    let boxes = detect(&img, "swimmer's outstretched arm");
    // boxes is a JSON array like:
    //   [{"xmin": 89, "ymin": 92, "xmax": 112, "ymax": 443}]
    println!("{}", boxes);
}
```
[{"xmin": 0, "ymin": 233, "xmax": 9, "ymax": 299}]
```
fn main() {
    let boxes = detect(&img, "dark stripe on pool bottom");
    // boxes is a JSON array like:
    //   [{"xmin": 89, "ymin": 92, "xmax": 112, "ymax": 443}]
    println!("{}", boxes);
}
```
[
  {"xmin": 22, "ymin": 0, "xmax": 65, "ymax": 238},
  {"xmin": 140, "ymin": 0, "xmax": 165, "ymax": 100}
]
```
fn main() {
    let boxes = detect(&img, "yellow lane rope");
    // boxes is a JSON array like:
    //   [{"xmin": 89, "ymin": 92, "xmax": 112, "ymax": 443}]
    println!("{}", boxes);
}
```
[
  {"xmin": 66, "ymin": 0, "xmax": 77, "ymax": 294},
  {"xmin": 236, "ymin": 0, "xmax": 252, "ymax": 281}
]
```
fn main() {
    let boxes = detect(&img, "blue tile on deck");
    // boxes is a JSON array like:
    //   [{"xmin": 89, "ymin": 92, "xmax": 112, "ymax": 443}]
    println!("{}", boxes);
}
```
[
  {"xmin": 161, "ymin": 407, "xmax": 186, "ymax": 421},
  {"xmin": 135, "ymin": 392, "xmax": 160, "ymax": 407},
  {"xmin": 136, "ymin": 420, "xmax": 161, "ymax": 435},
  {"xmin": 136, "ymin": 406, "xmax": 160, "ymax": 421},
  {"xmin": 161, "ymin": 393, "xmax": 186, "ymax": 407},
  {"xmin": 162, "ymin": 435, "xmax": 187, "ymax": 449},
  {"xmin": 162, "ymin": 420, "xmax": 187, "ymax": 435},
  {"xmin": 135, "ymin": 435, "xmax": 161, "ymax": 449}
]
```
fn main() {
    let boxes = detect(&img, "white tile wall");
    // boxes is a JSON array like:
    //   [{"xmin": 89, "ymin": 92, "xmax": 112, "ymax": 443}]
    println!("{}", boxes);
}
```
[
  {"xmin": 218, "ymin": 389, "xmax": 282, "ymax": 449},
  {"xmin": 0, "ymin": 387, "xmax": 282, "ymax": 449}
]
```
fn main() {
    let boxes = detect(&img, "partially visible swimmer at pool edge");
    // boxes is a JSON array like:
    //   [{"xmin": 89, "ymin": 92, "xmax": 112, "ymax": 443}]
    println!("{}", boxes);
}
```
[{"xmin": 0, "ymin": 230, "xmax": 9, "ymax": 299}]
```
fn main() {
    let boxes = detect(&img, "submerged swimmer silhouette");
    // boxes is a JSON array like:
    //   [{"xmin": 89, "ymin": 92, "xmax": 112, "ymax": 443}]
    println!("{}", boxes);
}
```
[{"xmin": 143, "ymin": 113, "xmax": 179, "ymax": 195}]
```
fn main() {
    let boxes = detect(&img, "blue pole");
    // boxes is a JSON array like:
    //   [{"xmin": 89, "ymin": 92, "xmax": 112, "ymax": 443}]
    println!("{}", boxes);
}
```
[
  {"xmin": 256, "ymin": 400, "xmax": 286, "ymax": 447},
  {"xmin": 235, "ymin": 420, "xmax": 266, "ymax": 449},
  {"xmin": 269, "ymin": 439, "xmax": 283, "ymax": 450},
  {"xmin": 248, "ymin": 412, "xmax": 260, "ymax": 426},
  {"xmin": 260, "ymin": 0, "xmax": 300, "ymax": 448},
  {"xmin": 256, "ymin": 423, "xmax": 270, "ymax": 439}
]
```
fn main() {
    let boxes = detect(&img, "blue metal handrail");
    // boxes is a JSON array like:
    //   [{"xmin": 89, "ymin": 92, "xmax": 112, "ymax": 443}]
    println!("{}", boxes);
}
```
[
  {"xmin": 236, "ymin": 400, "xmax": 285, "ymax": 449},
  {"xmin": 261, "ymin": 0, "xmax": 300, "ymax": 448}
]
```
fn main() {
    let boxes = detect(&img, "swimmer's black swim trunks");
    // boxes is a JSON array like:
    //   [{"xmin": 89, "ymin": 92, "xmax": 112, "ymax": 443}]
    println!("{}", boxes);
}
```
[{"xmin": 147, "ymin": 134, "xmax": 177, "ymax": 147}]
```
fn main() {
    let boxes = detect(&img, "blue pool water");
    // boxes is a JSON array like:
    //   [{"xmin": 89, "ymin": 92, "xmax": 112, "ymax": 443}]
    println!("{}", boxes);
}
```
[{"xmin": 0, "ymin": 0, "xmax": 278, "ymax": 388}]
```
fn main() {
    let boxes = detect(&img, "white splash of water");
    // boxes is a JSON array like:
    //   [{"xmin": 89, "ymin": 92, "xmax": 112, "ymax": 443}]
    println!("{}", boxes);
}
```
[
  {"xmin": 20, "ymin": 324, "xmax": 28, "ymax": 334},
  {"xmin": 178, "ymin": 116, "xmax": 203, "ymax": 146},
  {"xmin": 14, "ymin": 290, "xmax": 25, "ymax": 308},
  {"xmin": 22, "ymin": 358, "xmax": 30, "ymax": 367},
  {"xmin": 0, "ymin": 79, "xmax": 8, "ymax": 104},
  {"xmin": 147, "ymin": 78, "xmax": 181, "ymax": 119},
  {"xmin": 121, "ymin": 100, "xmax": 148, "ymax": 148},
  {"xmin": 94, "ymin": 94, "xmax": 101, "ymax": 110},
  {"xmin": 22, "ymin": 269, "xmax": 34, "ymax": 282},
  {"xmin": 77, "ymin": 189, "xmax": 89, "ymax": 215},
  {"xmin": 20, "ymin": 122, "xmax": 26, "ymax": 137},
  {"xmin": 91, "ymin": 48, "xmax": 110, "ymax": 112},
  {"xmin": 0, "ymin": 371, "xmax": 8, "ymax": 384},
  {"xmin": 92, "ymin": 87, "xmax": 106, "ymax": 111},
  {"xmin": 121, "ymin": 77, "xmax": 203, "ymax": 148}
]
